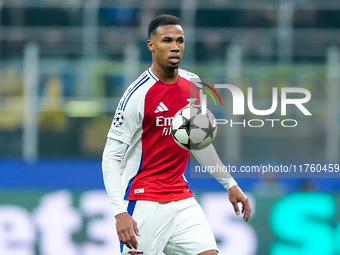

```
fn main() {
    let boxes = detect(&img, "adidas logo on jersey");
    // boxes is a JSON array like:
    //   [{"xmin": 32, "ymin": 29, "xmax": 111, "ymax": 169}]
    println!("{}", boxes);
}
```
[{"xmin": 154, "ymin": 102, "xmax": 169, "ymax": 113}]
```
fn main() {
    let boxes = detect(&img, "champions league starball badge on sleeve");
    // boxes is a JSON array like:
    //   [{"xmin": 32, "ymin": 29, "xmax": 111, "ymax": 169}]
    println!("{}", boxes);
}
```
[{"xmin": 113, "ymin": 111, "xmax": 125, "ymax": 127}]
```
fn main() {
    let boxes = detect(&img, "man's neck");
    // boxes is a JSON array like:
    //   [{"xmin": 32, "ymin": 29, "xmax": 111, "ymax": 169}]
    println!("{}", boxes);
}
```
[{"xmin": 150, "ymin": 65, "xmax": 179, "ymax": 84}]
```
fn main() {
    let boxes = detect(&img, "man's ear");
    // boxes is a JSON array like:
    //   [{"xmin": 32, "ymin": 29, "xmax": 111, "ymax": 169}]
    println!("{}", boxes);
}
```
[{"xmin": 147, "ymin": 39, "xmax": 154, "ymax": 52}]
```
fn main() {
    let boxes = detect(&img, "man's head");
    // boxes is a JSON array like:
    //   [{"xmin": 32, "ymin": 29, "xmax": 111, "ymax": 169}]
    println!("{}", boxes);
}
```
[{"xmin": 147, "ymin": 14, "xmax": 184, "ymax": 71}]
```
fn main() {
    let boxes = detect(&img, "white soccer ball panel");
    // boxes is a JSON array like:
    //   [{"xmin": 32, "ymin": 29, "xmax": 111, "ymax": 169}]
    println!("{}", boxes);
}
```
[
  {"xmin": 189, "ymin": 128, "xmax": 206, "ymax": 144},
  {"xmin": 174, "ymin": 129, "xmax": 189, "ymax": 144},
  {"xmin": 182, "ymin": 106, "xmax": 199, "ymax": 120},
  {"xmin": 207, "ymin": 110, "xmax": 217, "ymax": 127},
  {"xmin": 192, "ymin": 114, "xmax": 209, "ymax": 129},
  {"xmin": 190, "ymin": 107, "xmax": 200, "ymax": 117},
  {"xmin": 181, "ymin": 107, "xmax": 191, "ymax": 120},
  {"xmin": 172, "ymin": 115, "xmax": 184, "ymax": 130}
]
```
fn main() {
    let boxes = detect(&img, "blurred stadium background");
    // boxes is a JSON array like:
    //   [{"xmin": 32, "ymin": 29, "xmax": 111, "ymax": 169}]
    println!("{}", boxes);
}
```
[{"xmin": 0, "ymin": 0, "xmax": 340, "ymax": 254}]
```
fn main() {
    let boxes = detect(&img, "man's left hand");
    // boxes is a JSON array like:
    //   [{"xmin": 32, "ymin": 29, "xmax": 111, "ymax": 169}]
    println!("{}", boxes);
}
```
[{"xmin": 228, "ymin": 185, "xmax": 251, "ymax": 221}]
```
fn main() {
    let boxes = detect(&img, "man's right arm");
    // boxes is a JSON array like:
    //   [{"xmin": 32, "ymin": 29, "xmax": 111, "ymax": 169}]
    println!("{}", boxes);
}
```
[
  {"xmin": 102, "ymin": 137, "xmax": 128, "ymax": 216},
  {"xmin": 102, "ymin": 137, "xmax": 140, "ymax": 249}
]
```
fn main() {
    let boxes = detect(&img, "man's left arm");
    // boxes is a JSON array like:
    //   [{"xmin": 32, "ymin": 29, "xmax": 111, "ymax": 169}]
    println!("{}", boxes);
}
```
[{"xmin": 192, "ymin": 144, "xmax": 251, "ymax": 221}]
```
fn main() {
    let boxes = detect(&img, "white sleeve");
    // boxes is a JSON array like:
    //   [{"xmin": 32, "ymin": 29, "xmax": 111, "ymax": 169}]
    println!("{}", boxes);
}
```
[
  {"xmin": 102, "ymin": 137, "xmax": 128, "ymax": 216},
  {"xmin": 107, "ymin": 83, "xmax": 144, "ymax": 145},
  {"xmin": 192, "ymin": 144, "xmax": 238, "ymax": 190}
]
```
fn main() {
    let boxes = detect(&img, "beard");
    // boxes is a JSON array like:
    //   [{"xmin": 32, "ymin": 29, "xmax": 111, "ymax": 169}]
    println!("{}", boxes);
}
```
[
  {"xmin": 167, "ymin": 60, "xmax": 180, "ymax": 70},
  {"xmin": 167, "ymin": 64, "xmax": 179, "ymax": 70}
]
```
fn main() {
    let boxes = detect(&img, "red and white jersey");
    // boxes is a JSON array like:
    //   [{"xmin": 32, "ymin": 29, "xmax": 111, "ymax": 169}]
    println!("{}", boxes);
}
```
[{"xmin": 108, "ymin": 68, "xmax": 200, "ymax": 202}]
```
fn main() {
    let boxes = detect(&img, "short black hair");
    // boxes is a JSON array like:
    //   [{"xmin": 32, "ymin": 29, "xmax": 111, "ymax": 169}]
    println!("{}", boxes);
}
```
[{"xmin": 148, "ymin": 14, "xmax": 181, "ymax": 39}]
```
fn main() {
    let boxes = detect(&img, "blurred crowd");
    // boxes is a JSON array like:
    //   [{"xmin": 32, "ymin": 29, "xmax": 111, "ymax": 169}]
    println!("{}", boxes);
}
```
[{"xmin": 0, "ymin": 1, "xmax": 339, "ymax": 61}]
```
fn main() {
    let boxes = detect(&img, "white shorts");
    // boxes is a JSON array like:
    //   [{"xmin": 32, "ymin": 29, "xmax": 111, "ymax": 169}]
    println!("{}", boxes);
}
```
[{"xmin": 121, "ymin": 197, "xmax": 218, "ymax": 255}]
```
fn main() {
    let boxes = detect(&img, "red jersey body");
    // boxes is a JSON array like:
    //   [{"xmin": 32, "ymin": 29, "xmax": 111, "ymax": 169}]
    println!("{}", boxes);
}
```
[{"xmin": 107, "ymin": 68, "xmax": 200, "ymax": 202}]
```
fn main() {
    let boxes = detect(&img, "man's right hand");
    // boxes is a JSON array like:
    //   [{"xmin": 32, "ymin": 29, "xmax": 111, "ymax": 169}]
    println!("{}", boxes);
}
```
[{"xmin": 115, "ymin": 212, "xmax": 140, "ymax": 249}]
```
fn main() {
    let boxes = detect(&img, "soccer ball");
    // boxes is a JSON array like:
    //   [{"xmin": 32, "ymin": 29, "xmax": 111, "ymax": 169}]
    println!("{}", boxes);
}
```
[{"xmin": 171, "ymin": 105, "xmax": 217, "ymax": 150}]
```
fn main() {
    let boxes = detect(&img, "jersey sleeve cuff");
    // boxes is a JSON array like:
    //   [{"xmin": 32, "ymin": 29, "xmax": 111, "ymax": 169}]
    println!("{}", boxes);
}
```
[
  {"xmin": 112, "ymin": 207, "xmax": 128, "ymax": 217},
  {"xmin": 223, "ymin": 178, "xmax": 238, "ymax": 190}
]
